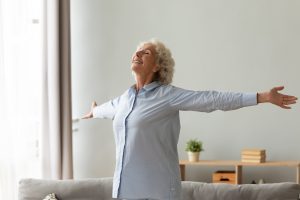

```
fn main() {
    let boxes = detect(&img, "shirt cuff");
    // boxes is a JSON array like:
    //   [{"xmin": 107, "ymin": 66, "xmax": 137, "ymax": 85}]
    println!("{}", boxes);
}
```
[{"xmin": 242, "ymin": 93, "xmax": 258, "ymax": 107}]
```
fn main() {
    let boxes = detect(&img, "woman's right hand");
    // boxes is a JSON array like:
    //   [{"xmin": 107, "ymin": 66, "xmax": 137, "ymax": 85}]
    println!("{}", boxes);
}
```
[{"xmin": 81, "ymin": 101, "xmax": 97, "ymax": 119}]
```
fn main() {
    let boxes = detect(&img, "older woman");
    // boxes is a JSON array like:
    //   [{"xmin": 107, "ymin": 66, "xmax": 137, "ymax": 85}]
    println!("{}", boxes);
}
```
[{"xmin": 82, "ymin": 39, "xmax": 297, "ymax": 200}]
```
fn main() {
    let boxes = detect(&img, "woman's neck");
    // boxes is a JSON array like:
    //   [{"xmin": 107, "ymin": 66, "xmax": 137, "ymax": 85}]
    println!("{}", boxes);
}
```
[{"xmin": 135, "ymin": 74, "xmax": 154, "ymax": 91}]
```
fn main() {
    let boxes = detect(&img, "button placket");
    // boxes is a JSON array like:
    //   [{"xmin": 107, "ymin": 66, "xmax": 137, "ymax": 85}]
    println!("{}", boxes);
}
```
[{"xmin": 116, "ymin": 91, "xmax": 138, "ymax": 197}]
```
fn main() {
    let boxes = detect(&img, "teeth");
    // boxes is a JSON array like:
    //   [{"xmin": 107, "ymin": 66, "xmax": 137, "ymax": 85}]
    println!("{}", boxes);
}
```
[{"xmin": 133, "ymin": 60, "xmax": 142, "ymax": 64}]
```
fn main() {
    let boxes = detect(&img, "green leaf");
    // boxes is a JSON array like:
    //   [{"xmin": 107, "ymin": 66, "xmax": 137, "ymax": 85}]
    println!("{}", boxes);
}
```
[{"xmin": 185, "ymin": 139, "xmax": 203, "ymax": 152}]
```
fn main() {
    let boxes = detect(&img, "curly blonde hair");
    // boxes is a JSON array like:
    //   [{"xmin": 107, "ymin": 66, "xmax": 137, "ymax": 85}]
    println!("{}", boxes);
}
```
[{"xmin": 137, "ymin": 39, "xmax": 175, "ymax": 84}]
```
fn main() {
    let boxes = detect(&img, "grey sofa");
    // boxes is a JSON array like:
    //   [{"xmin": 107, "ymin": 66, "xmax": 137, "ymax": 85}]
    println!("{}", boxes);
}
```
[{"xmin": 19, "ymin": 177, "xmax": 300, "ymax": 200}]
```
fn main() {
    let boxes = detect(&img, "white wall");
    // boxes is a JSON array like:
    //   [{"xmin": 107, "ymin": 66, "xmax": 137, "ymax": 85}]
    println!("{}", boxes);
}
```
[{"xmin": 71, "ymin": 0, "xmax": 300, "ymax": 184}]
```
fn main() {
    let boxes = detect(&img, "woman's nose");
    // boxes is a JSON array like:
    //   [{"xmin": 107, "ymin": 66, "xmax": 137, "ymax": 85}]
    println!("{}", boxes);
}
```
[{"xmin": 135, "ymin": 50, "xmax": 143, "ymax": 57}]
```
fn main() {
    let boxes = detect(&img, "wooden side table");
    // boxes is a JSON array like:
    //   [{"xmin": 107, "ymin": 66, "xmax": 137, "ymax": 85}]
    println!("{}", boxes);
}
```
[{"xmin": 179, "ymin": 160, "xmax": 300, "ymax": 184}]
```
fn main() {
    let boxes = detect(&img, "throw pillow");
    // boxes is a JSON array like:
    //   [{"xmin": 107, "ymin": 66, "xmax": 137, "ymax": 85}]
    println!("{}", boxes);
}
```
[{"xmin": 43, "ymin": 193, "xmax": 58, "ymax": 200}]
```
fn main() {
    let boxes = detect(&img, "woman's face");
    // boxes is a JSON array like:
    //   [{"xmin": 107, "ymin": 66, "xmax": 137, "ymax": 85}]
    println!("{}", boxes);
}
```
[{"xmin": 131, "ymin": 43, "xmax": 158, "ymax": 77}]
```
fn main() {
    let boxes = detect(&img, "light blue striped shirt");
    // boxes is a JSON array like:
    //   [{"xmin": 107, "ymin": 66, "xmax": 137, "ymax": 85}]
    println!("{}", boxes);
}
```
[{"xmin": 93, "ymin": 81, "xmax": 257, "ymax": 200}]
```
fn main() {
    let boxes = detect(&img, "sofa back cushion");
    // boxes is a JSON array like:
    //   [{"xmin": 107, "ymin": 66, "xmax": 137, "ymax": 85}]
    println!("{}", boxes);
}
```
[
  {"xmin": 19, "ymin": 178, "xmax": 300, "ymax": 200},
  {"xmin": 181, "ymin": 181, "xmax": 300, "ymax": 200},
  {"xmin": 18, "ymin": 178, "xmax": 114, "ymax": 200}
]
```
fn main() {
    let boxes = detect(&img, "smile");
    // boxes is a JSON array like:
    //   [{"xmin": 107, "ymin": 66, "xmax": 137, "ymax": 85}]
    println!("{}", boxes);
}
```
[{"xmin": 133, "ymin": 60, "xmax": 143, "ymax": 64}]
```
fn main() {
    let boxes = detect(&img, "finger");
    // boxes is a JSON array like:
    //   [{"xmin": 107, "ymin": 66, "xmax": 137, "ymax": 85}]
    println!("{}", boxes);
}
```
[
  {"xmin": 280, "ymin": 105, "xmax": 291, "ymax": 109},
  {"xmin": 283, "ymin": 100, "xmax": 297, "ymax": 105},
  {"xmin": 273, "ymin": 86, "xmax": 284, "ymax": 92},
  {"xmin": 81, "ymin": 115, "xmax": 89, "ymax": 119},
  {"xmin": 283, "ymin": 96, "xmax": 298, "ymax": 101},
  {"xmin": 81, "ymin": 113, "xmax": 92, "ymax": 119}
]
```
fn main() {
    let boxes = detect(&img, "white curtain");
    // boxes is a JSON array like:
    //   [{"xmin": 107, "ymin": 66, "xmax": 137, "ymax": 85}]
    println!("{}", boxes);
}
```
[
  {"xmin": 0, "ymin": 0, "xmax": 72, "ymax": 198},
  {"xmin": 41, "ymin": 0, "xmax": 73, "ymax": 179},
  {"xmin": 0, "ymin": 0, "xmax": 43, "ymax": 199}
]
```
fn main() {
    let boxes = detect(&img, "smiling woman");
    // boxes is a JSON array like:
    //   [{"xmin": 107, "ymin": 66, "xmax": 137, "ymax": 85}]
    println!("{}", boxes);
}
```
[
  {"xmin": 81, "ymin": 38, "xmax": 297, "ymax": 200},
  {"xmin": 71, "ymin": 0, "xmax": 300, "ymax": 199}
]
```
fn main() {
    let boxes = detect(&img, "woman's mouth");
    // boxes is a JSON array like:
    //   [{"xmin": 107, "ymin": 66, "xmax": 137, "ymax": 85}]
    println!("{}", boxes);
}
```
[{"xmin": 133, "ymin": 59, "xmax": 143, "ymax": 64}]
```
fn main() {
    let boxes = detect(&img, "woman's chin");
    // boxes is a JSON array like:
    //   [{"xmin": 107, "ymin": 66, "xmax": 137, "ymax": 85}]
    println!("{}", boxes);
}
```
[{"xmin": 131, "ymin": 65, "xmax": 142, "ymax": 73}]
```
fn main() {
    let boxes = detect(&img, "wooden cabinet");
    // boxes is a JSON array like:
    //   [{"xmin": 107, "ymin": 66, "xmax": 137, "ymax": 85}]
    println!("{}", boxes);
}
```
[
  {"xmin": 212, "ymin": 170, "xmax": 236, "ymax": 184},
  {"xmin": 179, "ymin": 160, "xmax": 300, "ymax": 184}
]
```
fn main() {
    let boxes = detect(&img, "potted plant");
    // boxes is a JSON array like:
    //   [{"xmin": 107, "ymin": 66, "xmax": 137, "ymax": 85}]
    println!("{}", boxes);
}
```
[{"xmin": 185, "ymin": 139, "xmax": 204, "ymax": 162}]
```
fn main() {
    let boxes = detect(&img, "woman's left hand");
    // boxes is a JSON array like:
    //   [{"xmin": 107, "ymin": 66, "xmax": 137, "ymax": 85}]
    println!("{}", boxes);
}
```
[{"xmin": 257, "ymin": 86, "xmax": 298, "ymax": 109}]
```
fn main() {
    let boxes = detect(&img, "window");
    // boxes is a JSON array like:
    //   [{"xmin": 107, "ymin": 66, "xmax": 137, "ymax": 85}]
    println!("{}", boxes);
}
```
[{"xmin": 0, "ymin": 0, "xmax": 43, "ymax": 199}]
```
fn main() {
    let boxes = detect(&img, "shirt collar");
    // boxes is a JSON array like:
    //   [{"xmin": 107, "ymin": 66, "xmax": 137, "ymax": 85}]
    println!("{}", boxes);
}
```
[
  {"xmin": 143, "ymin": 81, "xmax": 161, "ymax": 91},
  {"xmin": 129, "ymin": 81, "xmax": 161, "ymax": 94}
]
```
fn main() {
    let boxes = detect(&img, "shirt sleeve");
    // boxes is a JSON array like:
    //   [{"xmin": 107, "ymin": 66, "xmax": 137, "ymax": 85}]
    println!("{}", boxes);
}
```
[
  {"xmin": 92, "ymin": 96, "xmax": 120, "ymax": 120},
  {"xmin": 169, "ymin": 86, "xmax": 257, "ymax": 112}
]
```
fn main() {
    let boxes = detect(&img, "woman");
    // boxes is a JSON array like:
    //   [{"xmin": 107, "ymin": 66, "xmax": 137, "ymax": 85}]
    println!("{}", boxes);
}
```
[{"xmin": 82, "ymin": 39, "xmax": 297, "ymax": 200}]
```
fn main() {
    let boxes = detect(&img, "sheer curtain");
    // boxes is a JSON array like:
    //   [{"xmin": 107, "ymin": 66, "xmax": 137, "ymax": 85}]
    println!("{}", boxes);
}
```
[
  {"xmin": 0, "ymin": 0, "xmax": 73, "ymax": 198},
  {"xmin": 0, "ymin": 0, "xmax": 43, "ymax": 199}
]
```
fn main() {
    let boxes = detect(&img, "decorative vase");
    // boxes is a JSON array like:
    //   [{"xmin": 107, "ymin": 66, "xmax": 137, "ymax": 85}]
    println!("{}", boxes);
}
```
[{"xmin": 187, "ymin": 151, "xmax": 200, "ymax": 162}]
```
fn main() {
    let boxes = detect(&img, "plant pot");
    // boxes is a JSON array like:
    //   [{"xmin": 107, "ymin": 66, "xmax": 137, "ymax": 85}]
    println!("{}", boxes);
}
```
[{"xmin": 187, "ymin": 151, "xmax": 200, "ymax": 162}]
